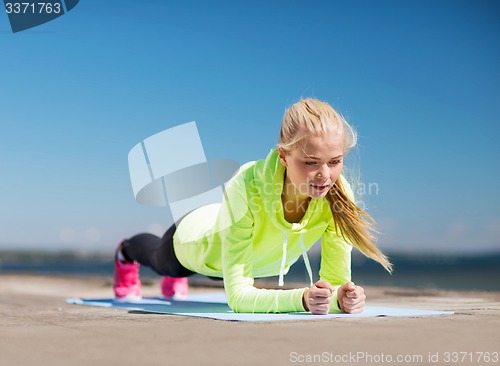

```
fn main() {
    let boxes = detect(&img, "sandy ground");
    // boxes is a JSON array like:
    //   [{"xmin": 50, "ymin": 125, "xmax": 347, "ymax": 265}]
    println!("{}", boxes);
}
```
[{"xmin": 0, "ymin": 274, "xmax": 499, "ymax": 366}]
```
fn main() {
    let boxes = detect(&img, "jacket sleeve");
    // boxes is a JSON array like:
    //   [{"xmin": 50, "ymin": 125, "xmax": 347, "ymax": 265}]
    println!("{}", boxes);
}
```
[
  {"xmin": 319, "ymin": 175, "xmax": 354, "ymax": 313},
  {"xmin": 319, "ymin": 222, "xmax": 352, "ymax": 313},
  {"xmin": 217, "ymin": 184, "xmax": 307, "ymax": 313}
]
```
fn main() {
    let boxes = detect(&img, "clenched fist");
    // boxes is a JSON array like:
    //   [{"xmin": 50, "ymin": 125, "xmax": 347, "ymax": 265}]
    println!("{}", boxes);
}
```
[{"xmin": 337, "ymin": 281, "xmax": 366, "ymax": 314}]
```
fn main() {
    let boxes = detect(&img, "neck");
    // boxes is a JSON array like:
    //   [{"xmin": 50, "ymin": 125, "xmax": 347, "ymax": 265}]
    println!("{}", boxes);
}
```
[{"xmin": 281, "ymin": 172, "xmax": 311, "ymax": 212}]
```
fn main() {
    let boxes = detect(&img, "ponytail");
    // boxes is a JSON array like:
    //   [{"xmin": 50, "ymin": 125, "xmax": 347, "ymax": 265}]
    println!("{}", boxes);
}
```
[{"xmin": 326, "ymin": 178, "xmax": 392, "ymax": 273}]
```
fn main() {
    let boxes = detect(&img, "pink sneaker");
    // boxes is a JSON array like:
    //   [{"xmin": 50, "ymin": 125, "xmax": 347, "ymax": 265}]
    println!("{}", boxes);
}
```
[
  {"xmin": 113, "ymin": 241, "xmax": 142, "ymax": 302},
  {"xmin": 161, "ymin": 276, "xmax": 188, "ymax": 300}
]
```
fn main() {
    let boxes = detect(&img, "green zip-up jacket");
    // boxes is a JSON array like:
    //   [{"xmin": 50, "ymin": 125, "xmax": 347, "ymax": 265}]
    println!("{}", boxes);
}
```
[{"xmin": 173, "ymin": 148, "xmax": 352, "ymax": 313}]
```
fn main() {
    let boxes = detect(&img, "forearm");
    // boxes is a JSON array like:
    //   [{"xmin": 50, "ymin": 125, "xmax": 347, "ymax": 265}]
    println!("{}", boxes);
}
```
[{"xmin": 226, "ymin": 284, "xmax": 308, "ymax": 313}]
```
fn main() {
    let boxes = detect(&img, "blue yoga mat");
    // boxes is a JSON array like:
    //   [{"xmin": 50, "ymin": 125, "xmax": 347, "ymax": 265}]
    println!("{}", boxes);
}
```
[{"xmin": 66, "ymin": 292, "xmax": 453, "ymax": 322}]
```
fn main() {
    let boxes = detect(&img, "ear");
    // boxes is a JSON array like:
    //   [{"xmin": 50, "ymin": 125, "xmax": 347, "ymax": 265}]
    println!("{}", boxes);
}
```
[{"xmin": 277, "ymin": 147, "xmax": 288, "ymax": 167}]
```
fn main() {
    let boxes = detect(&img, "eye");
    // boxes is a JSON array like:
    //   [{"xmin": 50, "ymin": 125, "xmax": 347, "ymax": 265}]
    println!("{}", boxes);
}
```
[
  {"xmin": 329, "ymin": 160, "xmax": 342, "ymax": 166},
  {"xmin": 304, "ymin": 161, "xmax": 317, "ymax": 166}
]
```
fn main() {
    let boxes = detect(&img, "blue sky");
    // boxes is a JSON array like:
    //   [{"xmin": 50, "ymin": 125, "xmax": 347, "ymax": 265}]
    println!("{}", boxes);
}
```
[{"xmin": 0, "ymin": 0, "xmax": 499, "ymax": 255}]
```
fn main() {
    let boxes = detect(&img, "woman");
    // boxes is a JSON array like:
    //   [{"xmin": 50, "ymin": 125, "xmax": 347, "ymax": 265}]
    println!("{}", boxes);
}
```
[{"xmin": 114, "ymin": 98, "xmax": 392, "ymax": 314}]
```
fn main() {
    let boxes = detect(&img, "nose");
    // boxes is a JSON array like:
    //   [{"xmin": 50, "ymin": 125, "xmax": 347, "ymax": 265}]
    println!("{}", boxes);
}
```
[{"xmin": 317, "ymin": 164, "xmax": 329, "ymax": 180}]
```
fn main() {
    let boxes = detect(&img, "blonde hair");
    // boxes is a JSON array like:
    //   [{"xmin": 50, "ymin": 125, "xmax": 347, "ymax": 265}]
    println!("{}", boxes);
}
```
[{"xmin": 277, "ymin": 98, "xmax": 392, "ymax": 273}]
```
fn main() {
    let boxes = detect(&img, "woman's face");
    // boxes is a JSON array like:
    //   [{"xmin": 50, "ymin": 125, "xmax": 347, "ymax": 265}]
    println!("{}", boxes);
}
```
[{"xmin": 279, "ymin": 131, "xmax": 344, "ymax": 201}]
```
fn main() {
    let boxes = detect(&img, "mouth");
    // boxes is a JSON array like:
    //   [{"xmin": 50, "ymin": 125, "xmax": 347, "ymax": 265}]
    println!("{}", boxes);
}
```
[{"xmin": 310, "ymin": 183, "xmax": 330, "ymax": 192}]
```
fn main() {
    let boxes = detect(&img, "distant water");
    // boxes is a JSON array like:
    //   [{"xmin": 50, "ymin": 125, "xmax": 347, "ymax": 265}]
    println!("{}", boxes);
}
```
[{"xmin": 1, "ymin": 251, "xmax": 499, "ymax": 292}]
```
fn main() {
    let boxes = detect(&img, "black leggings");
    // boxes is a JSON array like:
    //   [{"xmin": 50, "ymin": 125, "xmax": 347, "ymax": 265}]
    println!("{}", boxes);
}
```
[{"xmin": 121, "ymin": 218, "xmax": 195, "ymax": 278}]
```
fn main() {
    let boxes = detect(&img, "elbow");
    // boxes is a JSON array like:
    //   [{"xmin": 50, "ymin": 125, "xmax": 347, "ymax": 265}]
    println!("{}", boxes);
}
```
[
  {"xmin": 227, "ymin": 292, "xmax": 255, "ymax": 313},
  {"xmin": 227, "ymin": 297, "xmax": 237, "ymax": 312},
  {"xmin": 227, "ymin": 295, "xmax": 244, "ymax": 313}
]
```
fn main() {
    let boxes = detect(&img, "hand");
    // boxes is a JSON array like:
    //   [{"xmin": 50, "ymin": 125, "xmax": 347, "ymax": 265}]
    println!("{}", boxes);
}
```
[
  {"xmin": 337, "ymin": 282, "xmax": 366, "ymax": 314},
  {"xmin": 302, "ymin": 280, "xmax": 334, "ymax": 315}
]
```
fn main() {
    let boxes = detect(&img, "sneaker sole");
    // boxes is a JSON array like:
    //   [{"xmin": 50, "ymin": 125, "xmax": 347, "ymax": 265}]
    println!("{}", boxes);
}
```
[{"xmin": 114, "ymin": 294, "xmax": 143, "ymax": 303}]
